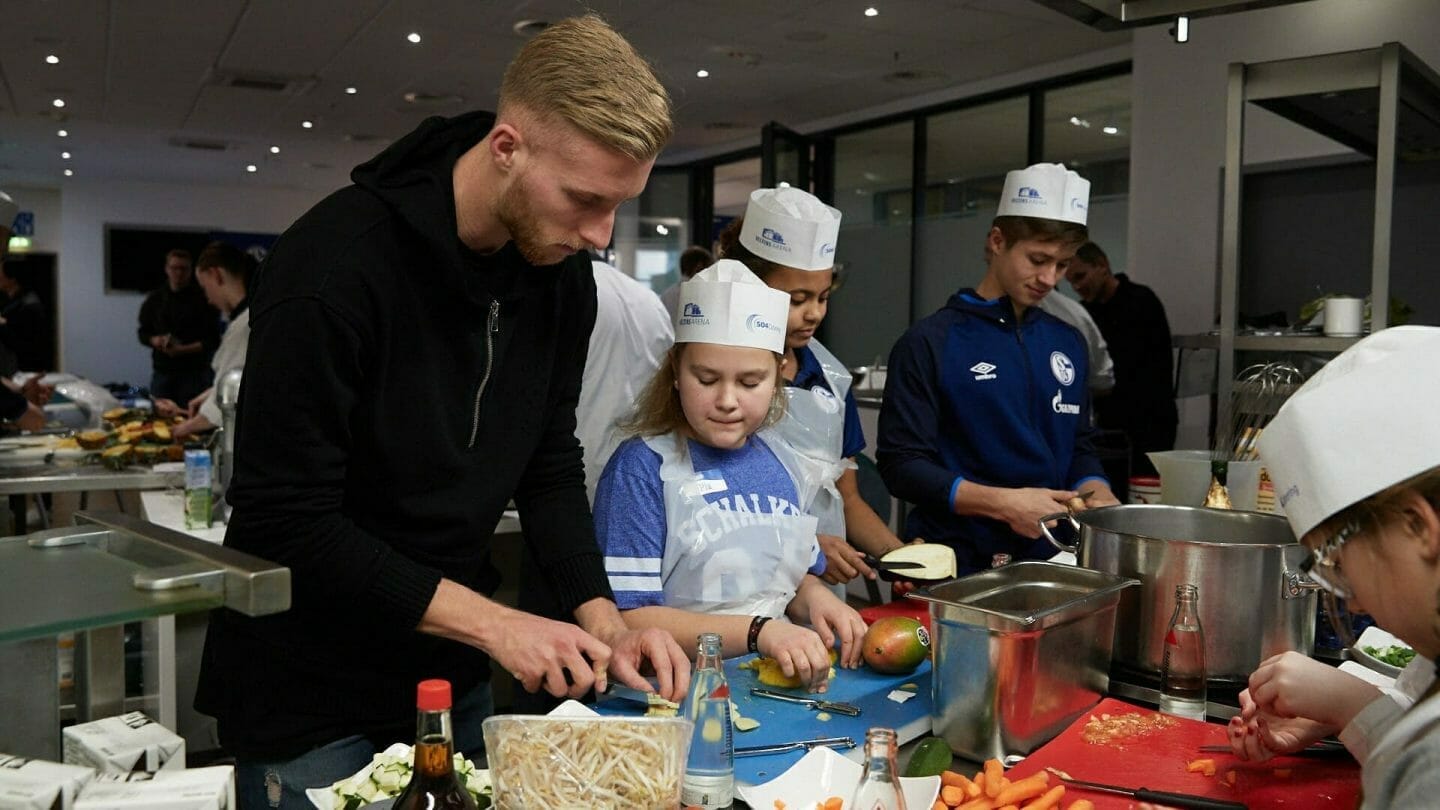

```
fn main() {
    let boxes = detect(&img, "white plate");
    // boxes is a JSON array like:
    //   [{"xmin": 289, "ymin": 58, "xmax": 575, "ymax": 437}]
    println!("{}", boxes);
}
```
[
  {"xmin": 1352, "ymin": 625, "xmax": 1414, "ymax": 678},
  {"xmin": 736, "ymin": 747, "xmax": 940, "ymax": 810}
]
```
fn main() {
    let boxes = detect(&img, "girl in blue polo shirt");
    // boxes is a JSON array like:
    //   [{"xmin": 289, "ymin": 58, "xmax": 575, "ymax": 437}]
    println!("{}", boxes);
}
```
[{"xmin": 595, "ymin": 260, "xmax": 867, "ymax": 690}]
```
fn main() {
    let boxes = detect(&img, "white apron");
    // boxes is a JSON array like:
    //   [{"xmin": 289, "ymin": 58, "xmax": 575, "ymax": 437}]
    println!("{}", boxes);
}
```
[
  {"xmin": 645, "ymin": 433, "xmax": 822, "ymax": 619},
  {"xmin": 772, "ymin": 338, "xmax": 856, "ymax": 538}
]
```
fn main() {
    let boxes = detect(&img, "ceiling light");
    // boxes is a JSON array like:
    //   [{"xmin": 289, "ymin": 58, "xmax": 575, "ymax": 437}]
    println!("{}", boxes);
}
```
[
  {"xmin": 61, "ymin": 151, "xmax": 71, "ymax": 159},
  {"xmin": 1102, "ymin": 125, "xmax": 1120, "ymax": 135},
  {"xmin": 57, "ymin": 129, "xmax": 68, "ymax": 138},
  {"xmin": 345, "ymin": 86, "xmax": 358, "ymax": 95},
  {"xmin": 246, "ymin": 164, "xmax": 257, "ymax": 173},
  {"xmin": 696, "ymin": 69, "xmax": 709, "ymax": 78},
  {"xmin": 406, "ymin": 32, "xmax": 422, "ymax": 44},
  {"xmin": 655, "ymin": 224, "xmax": 669, "ymax": 236},
  {"xmin": 1069, "ymin": 116, "xmax": 1091, "ymax": 128},
  {"xmin": 52, "ymin": 98, "xmax": 65, "ymax": 108},
  {"xmin": 64, "ymin": 169, "xmax": 73, "ymax": 177},
  {"xmin": 302, "ymin": 120, "xmax": 313, "ymax": 129},
  {"xmin": 45, "ymin": 54, "xmax": 60, "ymax": 65},
  {"xmin": 270, "ymin": 145, "xmax": 281, "ymax": 154},
  {"xmin": 1172, "ymin": 15, "xmax": 1190, "ymax": 44},
  {"xmin": 865, "ymin": 7, "xmax": 879, "ymax": 16}
]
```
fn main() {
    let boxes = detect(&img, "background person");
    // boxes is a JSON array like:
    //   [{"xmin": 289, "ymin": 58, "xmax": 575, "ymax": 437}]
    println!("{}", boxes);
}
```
[
  {"xmin": 153, "ymin": 242, "xmax": 253, "ymax": 440},
  {"xmin": 1066, "ymin": 241, "xmax": 1177, "ymax": 475},
  {"xmin": 658, "ymin": 244, "xmax": 713, "ymax": 319},
  {"xmin": 878, "ymin": 163, "xmax": 1119, "ymax": 575},
  {"xmin": 1229, "ymin": 326, "xmax": 1440, "ymax": 808},
  {"xmin": 195, "ymin": 16, "xmax": 688, "ymax": 808},
  {"xmin": 137, "ymin": 248, "xmax": 220, "ymax": 403},
  {"xmin": 0, "ymin": 191, "xmax": 48, "ymax": 432},
  {"xmin": 597, "ymin": 260, "xmax": 867, "ymax": 690}
]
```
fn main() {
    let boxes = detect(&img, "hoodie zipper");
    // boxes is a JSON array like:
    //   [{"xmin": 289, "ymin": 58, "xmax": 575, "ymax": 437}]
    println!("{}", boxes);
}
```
[{"xmin": 467, "ymin": 299, "xmax": 501, "ymax": 449}]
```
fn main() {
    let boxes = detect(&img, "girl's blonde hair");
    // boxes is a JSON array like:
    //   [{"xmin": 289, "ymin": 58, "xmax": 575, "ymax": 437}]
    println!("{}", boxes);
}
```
[{"xmin": 624, "ymin": 344, "xmax": 788, "ymax": 438}]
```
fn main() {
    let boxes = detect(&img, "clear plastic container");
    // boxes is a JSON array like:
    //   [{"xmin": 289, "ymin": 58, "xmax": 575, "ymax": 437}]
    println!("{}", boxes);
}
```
[{"xmin": 481, "ymin": 714, "xmax": 691, "ymax": 809}]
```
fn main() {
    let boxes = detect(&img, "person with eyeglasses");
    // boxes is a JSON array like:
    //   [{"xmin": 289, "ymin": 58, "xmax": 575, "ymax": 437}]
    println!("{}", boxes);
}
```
[{"xmin": 1227, "ymin": 326, "xmax": 1440, "ymax": 808}]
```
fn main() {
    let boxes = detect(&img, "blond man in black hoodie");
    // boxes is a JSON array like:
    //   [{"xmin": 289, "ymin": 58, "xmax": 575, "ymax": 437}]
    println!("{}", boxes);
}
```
[{"xmin": 197, "ymin": 16, "xmax": 688, "ymax": 807}]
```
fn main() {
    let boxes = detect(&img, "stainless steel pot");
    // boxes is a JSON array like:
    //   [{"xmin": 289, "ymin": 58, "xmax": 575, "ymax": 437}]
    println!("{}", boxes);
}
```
[{"xmin": 1040, "ymin": 504, "xmax": 1318, "ymax": 681}]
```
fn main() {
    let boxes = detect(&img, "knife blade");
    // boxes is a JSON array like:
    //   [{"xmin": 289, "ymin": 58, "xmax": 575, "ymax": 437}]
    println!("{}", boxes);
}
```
[
  {"xmin": 750, "ymin": 687, "xmax": 861, "ymax": 716},
  {"xmin": 601, "ymin": 682, "xmax": 678, "ymax": 711},
  {"xmin": 1045, "ymin": 767, "xmax": 1247, "ymax": 810},
  {"xmin": 1198, "ymin": 741, "xmax": 1348, "ymax": 757},
  {"xmin": 860, "ymin": 554, "xmax": 927, "ymax": 572},
  {"xmin": 735, "ymin": 736, "xmax": 856, "ymax": 757}
]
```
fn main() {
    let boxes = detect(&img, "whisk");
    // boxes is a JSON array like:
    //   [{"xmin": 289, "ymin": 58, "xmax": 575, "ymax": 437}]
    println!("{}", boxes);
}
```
[{"xmin": 1213, "ymin": 361, "xmax": 1306, "ymax": 462}]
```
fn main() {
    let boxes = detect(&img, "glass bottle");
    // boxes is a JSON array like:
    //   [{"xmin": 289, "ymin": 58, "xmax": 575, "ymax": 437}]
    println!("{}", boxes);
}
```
[
  {"xmin": 393, "ymin": 679, "xmax": 477, "ymax": 810},
  {"xmin": 1159, "ymin": 584, "xmax": 1208, "ymax": 721},
  {"xmin": 682, "ymin": 633, "xmax": 733, "ymax": 810},
  {"xmin": 851, "ymin": 727, "xmax": 907, "ymax": 810}
]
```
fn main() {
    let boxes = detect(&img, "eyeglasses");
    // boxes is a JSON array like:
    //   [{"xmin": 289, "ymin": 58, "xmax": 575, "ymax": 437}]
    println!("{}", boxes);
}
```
[{"xmin": 1300, "ymin": 518, "xmax": 1362, "ymax": 600}]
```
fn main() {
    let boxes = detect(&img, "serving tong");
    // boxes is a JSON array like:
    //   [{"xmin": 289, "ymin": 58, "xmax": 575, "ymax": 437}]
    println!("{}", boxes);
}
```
[{"xmin": 749, "ymin": 687, "xmax": 861, "ymax": 716}]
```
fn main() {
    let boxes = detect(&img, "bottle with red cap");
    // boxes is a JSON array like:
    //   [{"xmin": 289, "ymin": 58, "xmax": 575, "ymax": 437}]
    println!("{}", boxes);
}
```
[{"xmin": 393, "ymin": 679, "xmax": 478, "ymax": 809}]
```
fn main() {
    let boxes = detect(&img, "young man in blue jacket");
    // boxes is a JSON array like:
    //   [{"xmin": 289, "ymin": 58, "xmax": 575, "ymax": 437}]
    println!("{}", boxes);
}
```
[{"xmin": 877, "ymin": 163, "xmax": 1120, "ymax": 574}]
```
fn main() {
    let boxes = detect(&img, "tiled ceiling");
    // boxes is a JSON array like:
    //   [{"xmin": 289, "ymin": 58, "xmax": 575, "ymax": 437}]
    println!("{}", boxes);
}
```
[{"xmin": 0, "ymin": 0, "xmax": 1126, "ymax": 193}]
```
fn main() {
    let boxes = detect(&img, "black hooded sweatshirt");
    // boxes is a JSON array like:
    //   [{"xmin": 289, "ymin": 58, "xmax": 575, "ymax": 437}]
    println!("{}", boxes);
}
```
[{"xmin": 196, "ymin": 111, "xmax": 611, "ymax": 758}]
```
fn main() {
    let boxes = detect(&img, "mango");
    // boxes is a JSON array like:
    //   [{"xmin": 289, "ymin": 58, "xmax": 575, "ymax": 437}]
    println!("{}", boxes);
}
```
[{"xmin": 862, "ymin": 616, "xmax": 931, "ymax": 675}]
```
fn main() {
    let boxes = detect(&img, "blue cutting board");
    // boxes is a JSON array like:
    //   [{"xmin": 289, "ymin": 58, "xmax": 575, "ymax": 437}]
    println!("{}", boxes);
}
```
[{"xmin": 594, "ymin": 654, "xmax": 933, "ymax": 787}]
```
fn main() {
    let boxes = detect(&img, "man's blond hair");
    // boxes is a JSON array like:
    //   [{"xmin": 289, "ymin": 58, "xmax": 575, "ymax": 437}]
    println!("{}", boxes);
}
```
[{"xmin": 499, "ymin": 15, "xmax": 672, "ymax": 161}]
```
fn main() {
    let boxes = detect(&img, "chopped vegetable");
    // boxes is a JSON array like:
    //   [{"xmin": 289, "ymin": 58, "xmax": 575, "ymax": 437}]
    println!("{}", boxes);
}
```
[
  {"xmin": 1186, "ymin": 757, "xmax": 1217, "ymax": 777},
  {"xmin": 1364, "ymin": 644, "xmax": 1417, "ymax": 668},
  {"xmin": 326, "ymin": 746, "xmax": 491, "ymax": 809}
]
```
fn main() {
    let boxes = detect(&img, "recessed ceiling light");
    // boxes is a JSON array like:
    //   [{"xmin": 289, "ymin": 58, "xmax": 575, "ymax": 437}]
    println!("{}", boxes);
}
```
[
  {"xmin": 1069, "ymin": 116, "xmax": 1091, "ymax": 128},
  {"xmin": 696, "ymin": 69, "xmax": 709, "ymax": 78},
  {"xmin": 865, "ymin": 6, "xmax": 879, "ymax": 17},
  {"xmin": 45, "ymin": 54, "xmax": 60, "ymax": 65},
  {"xmin": 655, "ymin": 224, "xmax": 669, "ymax": 235},
  {"xmin": 63, "ymin": 169, "xmax": 73, "ymax": 177},
  {"xmin": 246, "ymin": 164, "xmax": 258, "ymax": 173},
  {"xmin": 57, "ymin": 129, "xmax": 68, "ymax": 138},
  {"xmin": 61, "ymin": 151, "xmax": 71, "ymax": 159},
  {"xmin": 302, "ymin": 120, "xmax": 314, "ymax": 129},
  {"xmin": 270, "ymin": 145, "xmax": 281, "ymax": 154},
  {"xmin": 1102, "ymin": 125, "xmax": 1120, "ymax": 135},
  {"xmin": 406, "ymin": 32, "xmax": 422, "ymax": 44},
  {"xmin": 345, "ymin": 86, "xmax": 358, "ymax": 95},
  {"xmin": 52, "ymin": 98, "xmax": 65, "ymax": 108}
]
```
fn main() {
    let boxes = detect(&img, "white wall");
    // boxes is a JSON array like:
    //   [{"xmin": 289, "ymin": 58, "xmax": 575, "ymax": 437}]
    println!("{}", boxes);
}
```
[
  {"xmin": 57, "ymin": 180, "xmax": 326, "ymax": 385},
  {"xmin": 1127, "ymin": 0, "xmax": 1440, "ymax": 448}
]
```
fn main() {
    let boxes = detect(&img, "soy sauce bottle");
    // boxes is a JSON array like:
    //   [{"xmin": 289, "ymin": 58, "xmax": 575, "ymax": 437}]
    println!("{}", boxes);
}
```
[{"xmin": 393, "ymin": 679, "xmax": 477, "ymax": 809}]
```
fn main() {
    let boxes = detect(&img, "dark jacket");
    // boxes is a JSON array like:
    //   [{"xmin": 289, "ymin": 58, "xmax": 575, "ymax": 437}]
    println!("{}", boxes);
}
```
[
  {"xmin": 1084, "ymin": 273, "xmax": 1178, "ymax": 463},
  {"xmin": 0, "ymin": 288, "xmax": 48, "ymax": 374},
  {"xmin": 196, "ymin": 111, "xmax": 610, "ymax": 758},
  {"xmin": 877, "ymin": 290, "xmax": 1107, "ymax": 574},
  {"xmin": 137, "ymin": 282, "xmax": 220, "ymax": 374}
]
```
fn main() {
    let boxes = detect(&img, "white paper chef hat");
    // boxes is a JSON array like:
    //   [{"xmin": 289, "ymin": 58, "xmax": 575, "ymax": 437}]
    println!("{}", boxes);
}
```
[
  {"xmin": 1258, "ymin": 326, "xmax": 1440, "ymax": 539},
  {"xmin": 676, "ymin": 259, "xmax": 790, "ymax": 353},
  {"xmin": 996, "ymin": 163, "xmax": 1090, "ymax": 225},
  {"xmin": 0, "ymin": 190, "xmax": 17, "ymax": 233},
  {"xmin": 738, "ymin": 187, "xmax": 842, "ymax": 271}
]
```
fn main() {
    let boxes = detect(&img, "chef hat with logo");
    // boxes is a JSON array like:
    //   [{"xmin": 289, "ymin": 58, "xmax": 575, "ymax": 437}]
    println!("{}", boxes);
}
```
[
  {"xmin": 738, "ymin": 186, "xmax": 842, "ymax": 271},
  {"xmin": 676, "ymin": 259, "xmax": 790, "ymax": 354},
  {"xmin": 1258, "ymin": 326, "xmax": 1440, "ymax": 539},
  {"xmin": 996, "ymin": 163, "xmax": 1090, "ymax": 225}
]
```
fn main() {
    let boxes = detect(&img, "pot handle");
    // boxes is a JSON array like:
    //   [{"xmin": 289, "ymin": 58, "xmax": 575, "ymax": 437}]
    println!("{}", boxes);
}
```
[
  {"xmin": 1039, "ymin": 511, "xmax": 1081, "ymax": 553},
  {"xmin": 1283, "ymin": 570, "xmax": 1324, "ymax": 599}
]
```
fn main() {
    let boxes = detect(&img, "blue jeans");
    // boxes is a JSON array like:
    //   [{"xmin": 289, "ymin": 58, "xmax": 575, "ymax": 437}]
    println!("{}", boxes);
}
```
[{"xmin": 235, "ymin": 681, "xmax": 493, "ymax": 810}]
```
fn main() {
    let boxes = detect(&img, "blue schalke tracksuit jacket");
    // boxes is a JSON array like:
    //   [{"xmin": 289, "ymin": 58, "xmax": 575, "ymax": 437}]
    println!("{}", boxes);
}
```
[{"xmin": 877, "ymin": 289, "xmax": 1109, "ymax": 574}]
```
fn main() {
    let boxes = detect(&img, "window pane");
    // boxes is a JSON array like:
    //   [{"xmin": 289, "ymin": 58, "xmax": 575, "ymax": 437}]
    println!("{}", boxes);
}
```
[
  {"xmin": 1044, "ymin": 74, "xmax": 1131, "ymax": 271},
  {"xmin": 916, "ymin": 97, "xmax": 1030, "ymax": 320},
  {"xmin": 825, "ymin": 121, "xmax": 913, "ymax": 369},
  {"xmin": 614, "ymin": 170, "xmax": 690, "ymax": 291}
]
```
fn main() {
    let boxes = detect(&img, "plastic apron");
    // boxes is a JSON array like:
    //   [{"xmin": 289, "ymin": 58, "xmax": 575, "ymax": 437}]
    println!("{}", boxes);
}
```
[
  {"xmin": 771, "ymin": 338, "xmax": 856, "ymax": 538},
  {"xmin": 644, "ymin": 433, "xmax": 821, "ymax": 619}
]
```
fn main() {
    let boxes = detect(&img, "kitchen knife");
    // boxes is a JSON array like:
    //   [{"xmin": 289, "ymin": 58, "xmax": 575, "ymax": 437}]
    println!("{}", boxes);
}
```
[
  {"xmin": 1198, "ymin": 740, "xmax": 1348, "ymax": 757},
  {"xmin": 1045, "ymin": 767, "xmax": 1247, "ymax": 810},
  {"xmin": 750, "ymin": 687, "xmax": 861, "ymax": 716},
  {"xmin": 600, "ymin": 682, "xmax": 679, "ymax": 711},
  {"xmin": 735, "ymin": 736, "xmax": 856, "ymax": 757},
  {"xmin": 860, "ymin": 554, "xmax": 927, "ymax": 572}
]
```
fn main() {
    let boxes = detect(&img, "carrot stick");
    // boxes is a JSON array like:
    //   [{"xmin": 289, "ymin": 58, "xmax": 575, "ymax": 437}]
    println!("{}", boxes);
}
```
[
  {"xmin": 941, "ymin": 785, "xmax": 967, "ymax": 806},
  {"xmin": 994, "ymin": 773, "xmax": 1051, "ymax": 806},
  {"xmin": 941, "ymin": 770, "xmax": 975, "ymax": 792},
  {"xmin": 1020, "ymin": 784, "xmax": 1065, "ymax": 810},
  {"xmin": 931, "ymin": 801, "xmax": 948, "ymax": 810},
  {"xmin": 1067, "ymin": 801, "xmax": 1094, "ymax": 810},
  {"xmin": 956, "ymin": 798, "xmax": 994, "ymax": 810},
  {"xmin": 984, "ymin": 759, "xmax": 1004, "ymax": 798}
]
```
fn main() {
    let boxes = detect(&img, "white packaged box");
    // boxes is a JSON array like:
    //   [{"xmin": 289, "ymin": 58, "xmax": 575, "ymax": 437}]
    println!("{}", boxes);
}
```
[
  {"xmin": 62, "ymin": 712, "xmax": 185, "ymax": 773},
  {"xmin": 0, "ymin": 753, "xmax": 96, "ymax": 810},
  {"xmin": 75, "ymin": 765, "xmax": 234, "ymax": 810}
]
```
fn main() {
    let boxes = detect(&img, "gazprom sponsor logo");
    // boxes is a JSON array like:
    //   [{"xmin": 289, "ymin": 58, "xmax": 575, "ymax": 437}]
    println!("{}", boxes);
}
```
[
  {"xmin": 755, "ymin": 227, "xmax": 793, "ymax": 254},
  {"xmin": 970, "ymin": 361, "xmax": 997, "ymax": 381},
  {"xmin": 745, "ymin": 313, "xmax": 781, "ymax": 334},
  {"xmin": 1052, "ymin": 389, "xmax": 1080, "ymax": 415}
]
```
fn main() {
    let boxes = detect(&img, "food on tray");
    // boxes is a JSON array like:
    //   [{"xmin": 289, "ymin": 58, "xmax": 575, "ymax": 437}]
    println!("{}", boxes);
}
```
[
  {"xmin": 76, "ymin": 431, "xmax": 110, "ymax": 450},
  {"xmin": 102, "ymin": 407, "xmax": 147, "ymax": 425},
  {"xmin": 1363, "ymin": 644, "xmax": 1416, "ymax": 668},
  {"xmin": 324, "ymin": 744, "xmax": 491, "ymax": 810},
  {"xmin": 862, "ymin": 616, "xmax": 930, "ymax": 675},
  {"xmin": 740, "ymin": 649, "xmax": 839, "ymax": 689},
  {"xmin": 483, "ymin": 716, "xmax": 686, "ymax": 809},
  {"xmin": 101, "ymin": 444, "xmax": 134, "ymax": 471},
  {"xmin": 922, "ymin": 759, "xmax": 1073, "ymax": 809}
]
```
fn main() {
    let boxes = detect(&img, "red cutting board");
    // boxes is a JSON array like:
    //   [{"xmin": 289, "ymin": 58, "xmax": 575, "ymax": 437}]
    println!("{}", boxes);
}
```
[{"xmin": 1006, "ymin": 698, "xmax": 1360, "ymax": 809}]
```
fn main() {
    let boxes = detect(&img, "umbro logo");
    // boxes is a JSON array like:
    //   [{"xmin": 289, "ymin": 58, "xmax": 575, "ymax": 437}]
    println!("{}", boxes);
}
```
[{"xmin": 970, "ymin": 361, "xmax": 997, "ymax": 381}]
